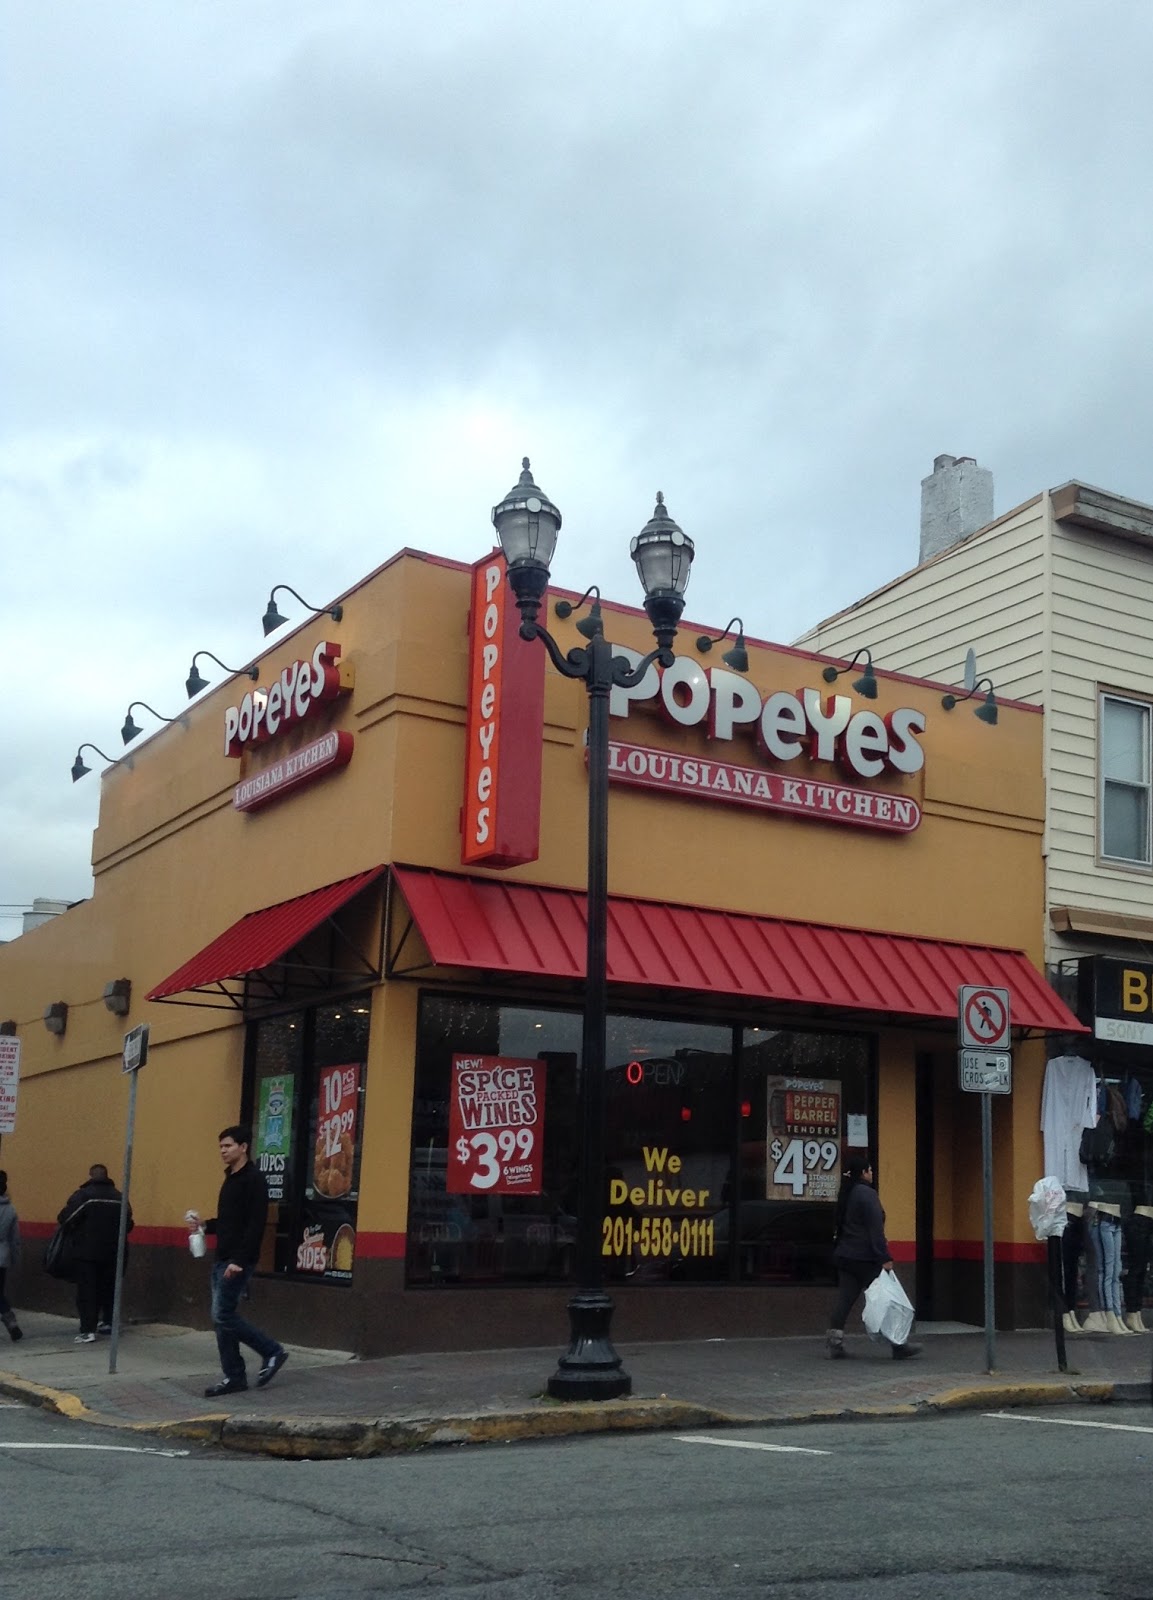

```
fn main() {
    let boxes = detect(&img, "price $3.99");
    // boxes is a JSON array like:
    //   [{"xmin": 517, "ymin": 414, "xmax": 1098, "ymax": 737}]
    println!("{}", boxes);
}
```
[{"xmin": 455, "ymin": 1127, "xmax": 535, "ymax": 1190}]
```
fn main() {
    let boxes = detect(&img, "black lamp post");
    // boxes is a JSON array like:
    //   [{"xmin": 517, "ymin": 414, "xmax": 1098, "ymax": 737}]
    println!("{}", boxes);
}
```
[{"xmin": 491, "ymin": 458, "xmax": 695, "ymax": 1401}]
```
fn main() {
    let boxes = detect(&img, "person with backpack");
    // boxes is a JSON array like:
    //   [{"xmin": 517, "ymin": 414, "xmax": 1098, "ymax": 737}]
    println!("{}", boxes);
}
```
[
  {"xmin": 57, "ymin": 1163, "xmax": 132, "ymax": 1343},
  {"xmin": 0, "ymin": 1171, "xmax": 22, "ymax": 1341}
]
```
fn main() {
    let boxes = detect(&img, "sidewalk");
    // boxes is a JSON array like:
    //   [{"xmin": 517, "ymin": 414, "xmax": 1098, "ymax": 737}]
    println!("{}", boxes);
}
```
[{"xmin": 0, "ymin": 1312, "xmax": 1150, "ymax": 1458}]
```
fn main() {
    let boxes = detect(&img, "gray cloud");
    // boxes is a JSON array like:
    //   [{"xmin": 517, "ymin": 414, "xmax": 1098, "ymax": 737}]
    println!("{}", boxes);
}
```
[{"xmin": 3, "ymin": 0, "xmax": 1153, "ymax": 936}]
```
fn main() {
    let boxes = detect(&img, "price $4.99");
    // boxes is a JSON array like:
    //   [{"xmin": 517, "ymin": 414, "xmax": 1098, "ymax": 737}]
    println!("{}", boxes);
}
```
[
  {"xmin": 770, "ymin": 1137, "xmax": 839, "ymax": 1196},
  {"xmin": 455, "ymin": 1127, "xmax": 535, "ymax": 1190}
]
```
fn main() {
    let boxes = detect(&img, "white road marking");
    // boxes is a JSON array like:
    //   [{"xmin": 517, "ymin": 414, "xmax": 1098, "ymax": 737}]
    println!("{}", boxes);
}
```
[
  {"xmin": 0, "ymin": 1442, "xmax": 190, "ymax": 1456},
  {"xmin": 674, "ymin": 1434, "xmax": 831, "ymax": 1455},
  {"xmin": 985, "ymin": 1411, "xmax": 1153, "ymax": 1436}
]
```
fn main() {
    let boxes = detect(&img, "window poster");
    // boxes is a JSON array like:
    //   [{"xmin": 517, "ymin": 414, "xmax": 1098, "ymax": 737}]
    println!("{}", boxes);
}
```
[
  {"xmin": 766, "ymin": 1076, "xmax": 842, "ymax": 1202},
  {"xmin": 298, "ymin": 1062, "xmax": 363, "ymax": 1283},
  {"xmin": 446, "ymin": 1055, "xmax": 546, "ymax": 1194},
  {"xmin": 254, "ymin": 1073, "xmax": 294, "ymax": 1203}
]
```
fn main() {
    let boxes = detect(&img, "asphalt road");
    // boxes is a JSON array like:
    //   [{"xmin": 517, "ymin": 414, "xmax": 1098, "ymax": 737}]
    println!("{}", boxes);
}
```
[{"xmin": 2, "ymin": 1399, "xmax": 1153, "ymax": 1598}]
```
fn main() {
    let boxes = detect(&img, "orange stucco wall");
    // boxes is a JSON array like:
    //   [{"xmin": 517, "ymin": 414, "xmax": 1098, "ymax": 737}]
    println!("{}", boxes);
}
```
[{"xmin": 0, "ymin": 548, "xmax": 1050, "ymax": 1276}]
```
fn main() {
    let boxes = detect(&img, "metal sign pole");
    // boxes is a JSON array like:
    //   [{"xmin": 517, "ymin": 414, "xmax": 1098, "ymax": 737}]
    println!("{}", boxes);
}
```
[
  {"xmin": 109, "ymin": 1023, "xmax": 148, "ymax": 1376},
  {"xmin": 108, "ymin": 1067, "xmax": 138, "ymax": 1375},
  {"xmin": 981, "ymin": 1089, "xmax": 995, "ymax": 1373}
]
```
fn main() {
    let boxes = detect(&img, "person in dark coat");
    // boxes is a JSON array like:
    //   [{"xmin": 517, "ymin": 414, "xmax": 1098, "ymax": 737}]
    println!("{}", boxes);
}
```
[
  {"xmin": 825, "ymin": 1155, "xmax": 921, "ymax": 1361},
  {"xmin": 58, "ymin": 1163, "xmax": 132, "ymax": 1343},
  {"xmin": 187, "ymin": 1124, "xmax": 288, "ymax": 1398}
]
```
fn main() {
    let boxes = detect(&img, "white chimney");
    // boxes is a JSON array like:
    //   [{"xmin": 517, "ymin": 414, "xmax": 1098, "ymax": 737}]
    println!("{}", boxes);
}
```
[{"xmin": 920, "ymin": 454, "xmax": 993, "ymax": 562}]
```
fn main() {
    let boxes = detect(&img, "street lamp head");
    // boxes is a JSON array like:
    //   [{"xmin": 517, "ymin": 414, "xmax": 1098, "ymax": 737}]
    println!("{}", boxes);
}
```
[
  {"xmin": 631, "ymin": 492, "xmax": 694, "ymax": 654},
  {"xmin": 491, "ymin": 458, "xmax": 563, "ymax": 630}
]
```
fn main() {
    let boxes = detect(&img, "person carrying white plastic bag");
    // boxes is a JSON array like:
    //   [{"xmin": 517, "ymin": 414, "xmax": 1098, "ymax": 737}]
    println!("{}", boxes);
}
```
[
  {"xmin": 863, "ymin": 1264, "xmax": 915, "ymax": 1345},
  {"xmin": 825, "ymin": 1154, "xmax": 922, "ymax": 1361}
]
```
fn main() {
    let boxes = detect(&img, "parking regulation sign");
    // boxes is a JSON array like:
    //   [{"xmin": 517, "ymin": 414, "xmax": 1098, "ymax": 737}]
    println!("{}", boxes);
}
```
[{"xmin": 958, "ymin": 985, "xmax": 1011, "ymax": 1050}]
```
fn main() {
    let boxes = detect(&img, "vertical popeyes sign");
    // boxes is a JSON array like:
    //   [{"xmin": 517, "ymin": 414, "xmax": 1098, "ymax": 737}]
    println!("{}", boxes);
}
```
[{"xmin": 460, "ymin": 552, "xmax": 545, "ymax": 867}]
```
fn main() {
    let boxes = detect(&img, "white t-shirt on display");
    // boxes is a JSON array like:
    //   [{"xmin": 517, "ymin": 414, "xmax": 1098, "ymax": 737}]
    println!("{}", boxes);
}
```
[{"xmin": 1040, "ymin": 1054, "xmax": 1097, "ymax": 1192}]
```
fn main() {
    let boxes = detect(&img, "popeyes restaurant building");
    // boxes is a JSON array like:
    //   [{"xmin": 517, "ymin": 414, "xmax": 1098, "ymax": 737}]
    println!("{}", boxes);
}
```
[{"xmin": 0, "ymin": 539, "xmax": 1082, "ymax": 1353}]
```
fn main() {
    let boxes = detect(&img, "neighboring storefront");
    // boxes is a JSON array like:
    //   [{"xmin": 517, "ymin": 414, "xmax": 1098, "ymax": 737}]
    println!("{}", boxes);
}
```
[{"xmin": 0, "ymin": 544, "xmax": 1081, "ymax": 1355}]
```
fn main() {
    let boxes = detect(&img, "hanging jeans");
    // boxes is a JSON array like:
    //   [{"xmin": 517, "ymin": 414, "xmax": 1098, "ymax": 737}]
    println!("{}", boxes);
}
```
[
  {"xmin": 1123, "ymin": 1212, "xmax": 1153, "ymax": 1315},
  {"xmin": 1088, "ymin": 1211, "xmax": 1123, "ymax": 1316},
  {"xmin": 1082, "ymin": 1213, "xmax": 1102, "ymax": 1311}
]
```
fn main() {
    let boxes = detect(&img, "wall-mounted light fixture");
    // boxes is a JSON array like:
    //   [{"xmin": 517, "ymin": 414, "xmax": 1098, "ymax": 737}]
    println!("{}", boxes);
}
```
[
  {"xmin": 821, "ymin": 648, "xmax": 878, "ymax": 699},
  {"xmin": 942, "ymin": 677, "xmax": 998, "ymax": 725},
  {"xmin": 43, "ymin": 1001, "xmax": 68, "ymax": 1036},
  {"xmin": 695, "ymin": 617, "xmax": 749, "ymax": 673},
  {"xmin": 555, "ymin": 586, "xmax": 607, "ymax": 641},
  {"xmin": 0, "ymin": 1020, "xmax": 15, "ymax": 1036},
  {"xmin": 102, "ymin": 978, "xmax": 132, "ymax": 1017},
  {"xmin": 71, "ymin": 744, "xmax": 126, "ymax": 783},
  {"xmin": 121, "ymin": 701, "xmax": 180, "ymax": 745},
  {"xmin": 185, "ymin": 650, "xmax": 260, "ymax": 699},
  {"xmin": 261, "ymin": 585, "xmax": 343, "ymax": 637}
]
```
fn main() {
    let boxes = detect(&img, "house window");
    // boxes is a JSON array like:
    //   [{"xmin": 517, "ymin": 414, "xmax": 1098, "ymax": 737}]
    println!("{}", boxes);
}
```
[{"xmin": 1101, "ymin": 693, "xmax": 1152, "ymax": 865}]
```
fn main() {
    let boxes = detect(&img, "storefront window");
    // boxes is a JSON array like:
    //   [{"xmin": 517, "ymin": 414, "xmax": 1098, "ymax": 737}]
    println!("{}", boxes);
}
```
[
  {"xmin": 735, "ymin": 1026, "xmax": 873, "ymax": 1286},
  {"xmin": 408, "ymin": 995, "xmax": 582, "ymax": 1285},
  {"xmin": 407, "ymin": 995, "xmax": 873, "ymax": 1289},
  {"xmin": 247, "ymin": 995, "xmax": 370, "ymax": 1284}
]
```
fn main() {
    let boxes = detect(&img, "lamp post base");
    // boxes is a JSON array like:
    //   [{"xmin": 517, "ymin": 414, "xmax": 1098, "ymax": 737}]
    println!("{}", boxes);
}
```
[{"xmin": 546, "ymin": 1290, "xmax": 632, "ymax": 1401}]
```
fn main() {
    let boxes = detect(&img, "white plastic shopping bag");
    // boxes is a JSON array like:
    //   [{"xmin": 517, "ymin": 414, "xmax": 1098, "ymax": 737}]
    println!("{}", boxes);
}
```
[
  {"xmin": 1027, "ymin": 1176, "xmax": 1068, "ymax": 1242},
  {"xmin": 862, "ymin": 1269, "xmax": 915, "ymax": 1345}
]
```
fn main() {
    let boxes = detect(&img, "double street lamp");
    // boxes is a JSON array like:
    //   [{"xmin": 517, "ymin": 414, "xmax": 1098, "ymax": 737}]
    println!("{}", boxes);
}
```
[{"xmin": 491, "ymin": 459, "xmax": 695, "ymax": 1402}]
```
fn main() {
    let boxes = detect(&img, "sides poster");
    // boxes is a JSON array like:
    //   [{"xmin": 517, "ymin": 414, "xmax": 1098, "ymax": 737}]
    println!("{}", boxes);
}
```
[
  {"xmin": 766, "ymin": 1076, "xmax": 841, "ymax": 1201},
  {"xmin": 447, "ymin": 1055, "xmax": 546, "ymax": 1194}
]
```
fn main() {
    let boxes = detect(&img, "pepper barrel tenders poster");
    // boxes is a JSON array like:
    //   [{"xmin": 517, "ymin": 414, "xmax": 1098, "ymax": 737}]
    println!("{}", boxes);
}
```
[
  {"xmin": 766, "ymin": 1076, "xmax": 842, "ymax": 1201},
  {"xmin": 447, "ymin": 1055, "xmax": 546, "ymax": 1194}
]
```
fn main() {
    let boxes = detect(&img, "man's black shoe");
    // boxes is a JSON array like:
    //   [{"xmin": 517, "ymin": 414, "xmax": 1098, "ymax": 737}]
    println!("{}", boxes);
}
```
[
  {"xmin": 256, "ymin": 1349, "xmax": 289, "ymax": 1388},
  {"xmin": 204, "ymin": 1378, "xmax": 248, "ymax": 1397}
]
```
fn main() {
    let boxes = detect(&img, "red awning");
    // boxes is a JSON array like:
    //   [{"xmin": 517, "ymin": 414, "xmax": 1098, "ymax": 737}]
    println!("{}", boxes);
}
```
[
  {"xmin": 391, "ymin": 867, "xmax": 1085, "ymax": 1032},
  {"xmin": 146, "ymin": 866, "xmax": 387, "ymax": 1003}
]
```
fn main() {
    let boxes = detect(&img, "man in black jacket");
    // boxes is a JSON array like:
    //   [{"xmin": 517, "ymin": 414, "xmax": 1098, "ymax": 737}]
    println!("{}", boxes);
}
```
[
  {"xmin": 58, "ymin": 1163, "xmax": 132, "ymax": 1344},
  {"xmin": 188, "ymin": 1125, "xmax": 287, "ymax": 1398}
]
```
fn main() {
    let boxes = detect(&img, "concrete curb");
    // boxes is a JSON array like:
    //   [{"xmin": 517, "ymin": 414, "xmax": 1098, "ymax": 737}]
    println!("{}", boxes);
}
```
[{"xmin": 0, "ymin": 1371, "xmax": 1147, "ymax": 1459}]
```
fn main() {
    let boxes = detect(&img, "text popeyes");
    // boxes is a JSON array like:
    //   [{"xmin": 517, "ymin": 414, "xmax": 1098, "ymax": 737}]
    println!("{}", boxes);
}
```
[{"xmin": 223, "ymin": 640, "xmax": 348, "ymax": 757}]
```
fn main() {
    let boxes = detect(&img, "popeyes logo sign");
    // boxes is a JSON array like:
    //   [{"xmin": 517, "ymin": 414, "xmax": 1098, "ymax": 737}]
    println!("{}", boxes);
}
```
[
  {"xmin": 606, "ymin": 649, "xmax": 926, "ymax": 833},
  {"xmin": 460, "ymin": 553, "xmax": 544, "ymax": 868},
  {"xmin": 224, "ymin": 640, "xmax": 351, "ymax": 757}
]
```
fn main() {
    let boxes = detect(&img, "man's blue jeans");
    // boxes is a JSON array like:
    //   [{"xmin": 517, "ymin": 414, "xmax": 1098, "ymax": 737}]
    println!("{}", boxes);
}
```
[{"xmin": 210, "ymin": 1262, "xmax": 280, "ymax": 1385}]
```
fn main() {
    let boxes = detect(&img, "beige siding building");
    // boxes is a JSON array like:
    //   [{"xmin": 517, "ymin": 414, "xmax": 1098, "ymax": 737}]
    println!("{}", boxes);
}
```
[{"xmin": 797, "ymin": 463, "xmax": 1153, "ymax": 979}]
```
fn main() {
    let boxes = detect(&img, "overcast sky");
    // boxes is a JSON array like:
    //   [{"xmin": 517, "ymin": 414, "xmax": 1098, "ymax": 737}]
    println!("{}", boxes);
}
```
[{"xmin": 3, "ymin": 1, "xmax": 1152, "ymax": 941}]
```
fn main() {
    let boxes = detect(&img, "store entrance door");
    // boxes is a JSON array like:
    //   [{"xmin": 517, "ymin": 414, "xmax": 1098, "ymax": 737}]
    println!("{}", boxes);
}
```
[{"xmin": 914, "ymin": 1052, "xmax": 936, "ymax": 1320}]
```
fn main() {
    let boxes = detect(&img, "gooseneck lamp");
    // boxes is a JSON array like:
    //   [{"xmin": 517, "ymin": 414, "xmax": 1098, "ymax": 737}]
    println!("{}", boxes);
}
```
[
  {"xmin": 942, "ymin": 676, "xmax": 999, "ymax": 725},
  {"xmin": 186, "ymin": 650, "xmax": 260, "ymax": 699},
  {"xmin": 121, "ymin": 702, "xmax": 179, "ymax": 745},
  {"xmin": 71, "ymin": 743, "xmax": 122, "ymax": 782},
  {"xmin": 821, "ymin": 648, "xmax": 879, "ymax": 700},
  {"xmin": 696, "ymin": 617, "xmax": 749, "ymax": 673},
  {"xmin": 262, "ymin": 585, "xmax": 344, "ymax": 637},
  {"xmin": 491, "ymin": 458, "xmax": 697, "ymax": 1403}
]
